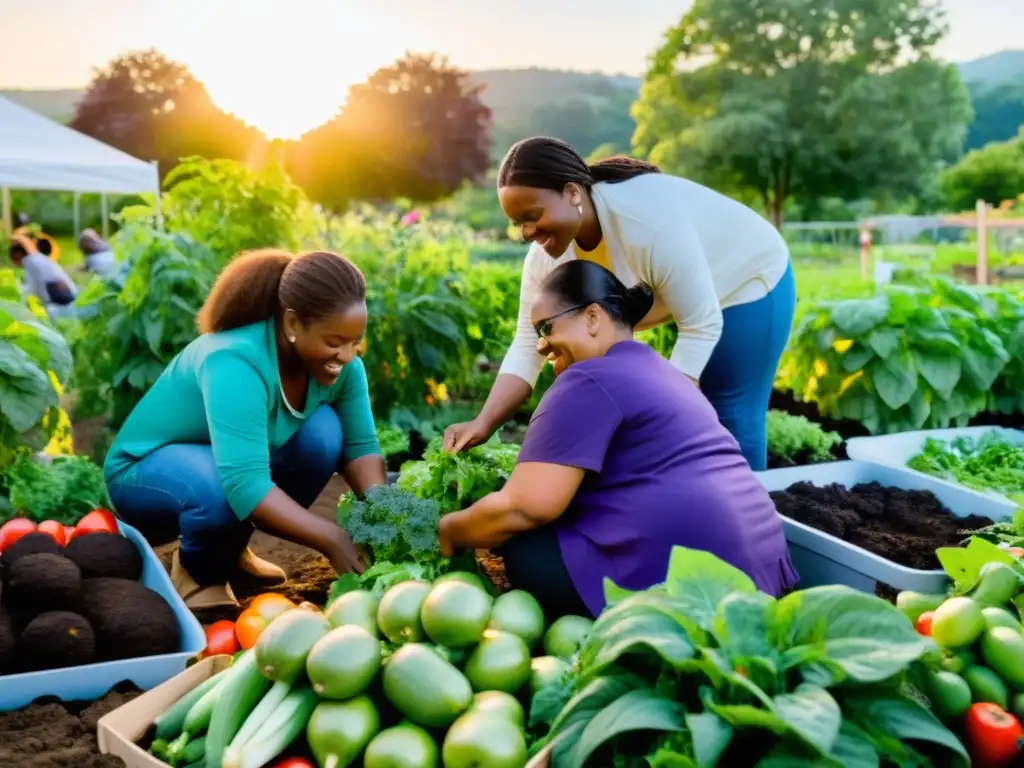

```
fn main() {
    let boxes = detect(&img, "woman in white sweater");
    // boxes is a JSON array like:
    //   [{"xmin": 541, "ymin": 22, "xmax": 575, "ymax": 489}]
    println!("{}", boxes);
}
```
[{"xmin": 444, "ymin": 137, "xmax": 795, "ymax": 471}]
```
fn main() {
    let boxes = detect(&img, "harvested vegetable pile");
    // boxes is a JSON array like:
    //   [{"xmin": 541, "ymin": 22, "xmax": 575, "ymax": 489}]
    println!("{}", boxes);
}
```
[
  {"xmin": 142, "ymin": 576, "xmax": 591, "ymax": 768},
  {"xmin": 907, "ymin": 430, "xmax": 1024, "ymax": 503},
  {"xmin": 770, "ymin": 481, "xmax": 995, "ymax": 569},
  {"xmin": 0, "ymin": 517, "xmax": 179, "ymax": 675}
]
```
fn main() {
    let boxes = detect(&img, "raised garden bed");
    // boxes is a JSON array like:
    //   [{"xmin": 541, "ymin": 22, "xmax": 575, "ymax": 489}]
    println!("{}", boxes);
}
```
[
  {"xmin": 769, "ymin": 480, "xmax": 993, "ymax": 571},
  {"xmin": 757, "ymin": 461, "xmax": 1011, "ymax": 594}
]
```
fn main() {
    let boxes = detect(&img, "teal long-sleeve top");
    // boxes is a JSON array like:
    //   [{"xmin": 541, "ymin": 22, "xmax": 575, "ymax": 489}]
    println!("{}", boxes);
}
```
[{"xmin": 103, "ymin": 318, "xmax": 380, "ymax": 519}]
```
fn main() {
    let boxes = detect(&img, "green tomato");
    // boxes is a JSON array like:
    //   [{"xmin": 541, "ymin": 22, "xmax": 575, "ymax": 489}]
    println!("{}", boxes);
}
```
[
  {"xmin": 925, "ymin": 669, "xmax": 973, "ymax": 720},
  {"xmin": 930, "ymin": 597, "xmax": 986, "ymax": 649}
]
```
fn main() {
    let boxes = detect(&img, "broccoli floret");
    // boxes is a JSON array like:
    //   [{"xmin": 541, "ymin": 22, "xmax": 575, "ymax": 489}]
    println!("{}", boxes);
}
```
[{"xmin": 339, "ymin": 484, "xmax": 442, "ymax": 566}]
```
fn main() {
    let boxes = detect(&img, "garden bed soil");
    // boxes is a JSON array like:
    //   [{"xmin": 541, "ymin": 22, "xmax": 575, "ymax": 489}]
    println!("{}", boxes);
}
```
[
  {"xmin": 0, "ymin": 683, "xmax": 139, "ymax": 767},
  {"xmin": 770, "ymin": 481, "xmax": 994, "ymax": 570}
]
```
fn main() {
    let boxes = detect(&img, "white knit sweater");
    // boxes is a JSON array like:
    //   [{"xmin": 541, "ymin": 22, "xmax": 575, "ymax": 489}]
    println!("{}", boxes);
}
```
[{"xmin": 498, "ymin": 173, "xmax": 790, "ymax": 384}]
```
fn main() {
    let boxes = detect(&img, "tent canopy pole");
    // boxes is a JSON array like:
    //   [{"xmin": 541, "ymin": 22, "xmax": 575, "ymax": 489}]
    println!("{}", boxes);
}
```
[{"xmin": 1, "ymin": 188, "xmax": 10, "ymax": 236}]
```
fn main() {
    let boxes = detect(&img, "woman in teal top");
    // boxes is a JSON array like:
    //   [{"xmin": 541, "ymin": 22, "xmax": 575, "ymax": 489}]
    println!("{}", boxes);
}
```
[{"xmin": 104, "ymin": 249, "xmax": 385, "ymax": 609}]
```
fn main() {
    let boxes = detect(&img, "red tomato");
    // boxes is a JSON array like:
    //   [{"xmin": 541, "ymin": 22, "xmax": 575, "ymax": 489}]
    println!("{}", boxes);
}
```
[
  {"xmin": 0, "ymin": 518, "xmax": 36, "ymax": 553},
  {"xmin": 68, "ymin": 509, "xmax": 118, "ymax": 541},
  {"xmin": 203, "ymin": 620, "xmax": 240, "ymax": 658},
  {"xmin": 63, "ymin": 525, "xmax": 75, "ymax": 541},
  {"xmin": 965, "ymin": 703, "xmax": 1024, "ymax": 767},
  {"xmin": 915, "ymin": 611, "xmax": 935, "ymax": 636},
  {"xmin": 36, "ymin": 520, "xmax": 66, "ymax": 546},
  {"xmin": 273, "ymin": 760, "xmax": 315, "ymax": 768}
]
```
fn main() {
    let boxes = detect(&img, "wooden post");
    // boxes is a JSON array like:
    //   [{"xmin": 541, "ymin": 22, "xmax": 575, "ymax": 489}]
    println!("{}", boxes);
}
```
[
  {"xmin": 859, "ymin": 227, "xmax": 872, "ymax": 280},
  {"xmin": 1, "ymin": 188, "xmax": 10, "ymax": 236},
  {"xmin": 100, "ymin": 193, "xmax": 109, "ymax": 239},
  {"xmin": 976, "ymin": 199, "xmax": 988, "ymax": 286}
]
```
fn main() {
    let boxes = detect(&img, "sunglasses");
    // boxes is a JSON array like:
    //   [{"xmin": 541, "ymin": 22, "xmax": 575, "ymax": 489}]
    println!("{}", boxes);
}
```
[{"xmin": 534, "ymin": 304, "xmax": 587, "ymax": 338}]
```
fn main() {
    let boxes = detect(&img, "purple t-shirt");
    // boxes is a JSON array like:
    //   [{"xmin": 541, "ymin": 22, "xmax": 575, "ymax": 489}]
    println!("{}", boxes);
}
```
[{"xmin": 517, "ymin": 341, "xmax": 796, "ymax": 615}]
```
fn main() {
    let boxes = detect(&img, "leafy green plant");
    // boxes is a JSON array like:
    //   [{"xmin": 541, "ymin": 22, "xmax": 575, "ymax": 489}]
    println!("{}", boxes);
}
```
[
  {"xmin": 0, "ymin": 274, "xmax": 73, "ymax": 470},
  {"xmin": 375, "ymin": 423, "xmax": 411, "ymax": 459},
  {"xmin": 907, "ymin": 430, "xmax": 1024, "ymax": 504},
  {"xmin": 154, "ymin": 157, "xmax": 318, "ymax": 267},
  {"xmin": 397, "ymin": 435, "xmax": 519, "ymax": 513},
  {"xmin": 332, "ymin": 484, "xmax": 482, "ymax": 598},
  {"xmin": 1, "ymin": 454, "xmax": 111, "ymax": 524},
  {"xmin": 68, "ymin": 221, "xmax": 216, "ymax": 430},
  {"xmin": 765, "ymin": 410, "xmax": 842, "ymax": 465},
  {"xmin": 530, "ymin": 548, "xmax": 966, "ymax": 767},
  {"xmin": 778, "ymin": 278, "xmax": 1012, "ymax": 434}
]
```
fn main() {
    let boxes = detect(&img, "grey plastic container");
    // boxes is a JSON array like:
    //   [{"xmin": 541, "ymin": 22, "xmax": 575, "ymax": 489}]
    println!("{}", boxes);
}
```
[
  {"xmin": 0, "ymin": 521, "xmax": 205, "ymax": 711},
  {"xmin": 757, "ymin": 460, "xmax": 1012, "ymax": 594},
  {"xmin": 846, "ymin": 426, "xmax": 1024, "ymax": 508}
]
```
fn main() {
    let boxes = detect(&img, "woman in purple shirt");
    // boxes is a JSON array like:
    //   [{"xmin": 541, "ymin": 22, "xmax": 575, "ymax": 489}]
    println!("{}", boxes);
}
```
[{"xmin": 439, "ymin": 261, "xmax": 797, "ymax": 619}]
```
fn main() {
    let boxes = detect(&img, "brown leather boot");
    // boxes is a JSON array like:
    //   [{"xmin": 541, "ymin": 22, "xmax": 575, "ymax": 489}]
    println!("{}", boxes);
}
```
[
  {"xmin": 171, "ymin": 545, "xmax": 239, "ymax": 609},
  {"xmin": 236, "ymin": 547, "xmax": 287, "ymax": 585}
]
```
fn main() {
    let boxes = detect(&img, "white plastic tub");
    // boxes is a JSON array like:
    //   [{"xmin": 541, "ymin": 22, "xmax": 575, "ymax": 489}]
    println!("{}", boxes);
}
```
[
  {"xmin": 757, "ymin": 460, "xmax": 1011, "ymax": 594},
  {"xmin": 0, "ymin": 521, "xmax": 205, "ymax": 711},
  {"xmin": 846, "ymin": 426, "xmax": 1024, "ymax": 508}
]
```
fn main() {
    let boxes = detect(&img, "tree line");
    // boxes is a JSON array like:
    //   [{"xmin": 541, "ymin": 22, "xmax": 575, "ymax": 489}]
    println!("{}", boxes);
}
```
[{"xmin": 64, "ymin": 0, "xmax": 1024, "ymax": 224}]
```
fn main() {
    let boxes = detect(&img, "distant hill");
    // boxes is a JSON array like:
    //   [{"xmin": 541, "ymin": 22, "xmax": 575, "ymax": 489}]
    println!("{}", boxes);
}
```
[
  {"xmin": 4, "ymin": 51, "xmax": 1021, "ymax": 157},
  {"xmin": 956, "ymin": 50, "xmax": 1024, "ymax": 86}
]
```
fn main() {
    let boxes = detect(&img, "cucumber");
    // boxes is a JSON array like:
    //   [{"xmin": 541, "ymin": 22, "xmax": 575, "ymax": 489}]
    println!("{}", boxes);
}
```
[
  {"xmin": 223, "ymin": 679, "xmax": 293, "ymax": 761},
  {"xmin": 154, "ymin": 668, "xmax": 230, "ymax": 740},
  {"xmin": 182, "ymin": 735, "xmax": 206, "ymax": 765},
  {"xmin": 204, "ymin": 649, "xmax": 272, "ymax": 768},
  {"xmin": 230, "ymin": 685, "xmax": 320, "ymax": 768}
]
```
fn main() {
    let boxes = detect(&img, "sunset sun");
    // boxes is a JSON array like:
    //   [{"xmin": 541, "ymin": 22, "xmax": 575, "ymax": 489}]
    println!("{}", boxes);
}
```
[{"xmin": 164, "ymin": 4, "xmax": 402, "ymax": 139}]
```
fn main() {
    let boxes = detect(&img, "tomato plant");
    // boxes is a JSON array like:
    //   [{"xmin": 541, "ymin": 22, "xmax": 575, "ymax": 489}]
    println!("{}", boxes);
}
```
[
  {"xmin": 965, "ymin": 702, "xmax": 1023, "ymax": 767},
  {"xmin": 0, "ymin": 518, "xmax": 36, "ymax": 552},
  {"xmin": 915, "ymin": 611, "xmax": 935, "ymax": 636}
]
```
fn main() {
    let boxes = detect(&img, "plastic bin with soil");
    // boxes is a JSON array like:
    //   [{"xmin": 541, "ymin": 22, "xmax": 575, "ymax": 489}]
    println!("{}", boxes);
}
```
[{"xmin": 769, "ymin": 481, "xmax": 996, "ymax": 570}]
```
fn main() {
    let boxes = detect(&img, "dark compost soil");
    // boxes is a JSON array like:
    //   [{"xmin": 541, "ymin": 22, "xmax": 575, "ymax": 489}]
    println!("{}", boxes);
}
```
[
  {"xmin": 0, "ymin": 684, "xmax": 139, "ymax": 767},
  {"xmin": 770, "ymin": 481, "xmax": 995, "ymax": 570}
]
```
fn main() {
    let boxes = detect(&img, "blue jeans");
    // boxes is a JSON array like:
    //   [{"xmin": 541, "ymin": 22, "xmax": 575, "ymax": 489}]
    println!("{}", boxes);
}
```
[
  {"xmin": 700, "ymin": 262, "xmax": 796, "ymax": 472},
  {"xmin": 109, "ymin": 406, "xmax": 343, "ymax": 585}
]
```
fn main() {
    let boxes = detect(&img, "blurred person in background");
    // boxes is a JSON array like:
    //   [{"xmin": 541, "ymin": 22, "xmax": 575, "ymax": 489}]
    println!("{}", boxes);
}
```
[
  {"xmin": 8, "ymin": 234, "xmax": 78, "ymax": 319},
  {"xmin": 78, "ymin": 229, "xmax": 117, "ymax": 278}
]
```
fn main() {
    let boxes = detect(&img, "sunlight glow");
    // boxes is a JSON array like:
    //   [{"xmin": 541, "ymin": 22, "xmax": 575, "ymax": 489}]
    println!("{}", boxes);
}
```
[{"xmin": 159, "ymin": 1, "xmax": 411, "ymax": 139}]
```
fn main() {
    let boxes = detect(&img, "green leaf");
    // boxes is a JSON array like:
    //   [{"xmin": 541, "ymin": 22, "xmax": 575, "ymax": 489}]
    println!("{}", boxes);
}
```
[
  {"xmin": 0, "ymin": 342, "xmax": 58, "ymax": 432},
  {"xmin": 830, "ymin": 297, "xmax": 889, "ymax": 336},
  {"xmin": 912, "ymin": 350, "xmax": 961, "ymax": 400},
  {"xmin": 827, "ymin": 721, "xmax": 881, "ymax": 768},
  {"xmin": 546, "ymin": 673, "xmax": 646, "ymax": 746},
  {"xmin": 961, "ymin": 346, "xmax": 1007, "ymax": 392},
  {"xmin": 685, "ymin": 712, "xmax": 732, "ymax": 767},
  {"xmin": 841, "ymin": 344, "xmax": 875, "ymax": 372},
  {"xmin": 712, "ymin": 591, "xmax": 776, "ymax": 660},
  {"xmin": 937, "ymin": 536, "xmax": 1018, "ymax": 594},
  {"xmin": 664, "ymin": 546, "xmax": 755, "ymax": 630},
  {"xmin": 775, "ymin": 586, "xmax": 933, "ymax": 683},
  {"xmin": 869, "ymin": 350, "xmax": 918, "ymax": 410},
  {"xmin": 602, "ymin": 578, "xmax": 638, "ymax": 606},
  {"xmin": 567, "ymin": 688, "xmax": 686, "ymax": 768},
  {"xmin": 772, "ymin": 684, "xmax": 842, "ymax": 755},
  {"xmin": 842, "ymin": 695, "xmax": 968, "ymax": 762},
  {"xmin": 866, "ymin": 326, "xmax": 901, "ymax": 359},
  {"xmin": 584, "ymin": 611, "xmax": 695, "ymax": 678}
]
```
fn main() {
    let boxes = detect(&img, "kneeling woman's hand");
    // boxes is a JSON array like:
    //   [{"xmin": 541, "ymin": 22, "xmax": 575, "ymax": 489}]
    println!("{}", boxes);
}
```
[{"xmin": 326, "ymin": 529, "xmax": 365, "ymax": 575}]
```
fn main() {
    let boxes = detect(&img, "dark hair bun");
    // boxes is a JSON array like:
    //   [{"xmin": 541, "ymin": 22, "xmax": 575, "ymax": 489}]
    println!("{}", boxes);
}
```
[{"xmin": 622, "ymin": 283, "xmax": 655, "ymax": 327}]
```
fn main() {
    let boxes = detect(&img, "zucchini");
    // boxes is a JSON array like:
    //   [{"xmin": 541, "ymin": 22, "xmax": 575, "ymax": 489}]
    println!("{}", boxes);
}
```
[
  {"xmin": 154, "ymin": 668, "xmax": 230, "ymax": 740},
  {"xmin": 182, "ymin": 654, "xmax": 250, "ymax": 736},
  {"xmin": 231, "ymin": 685, "xmax": 319, "ymax": 768},
  {"xmin": 204, "ymin": 648, "xmax": 272, "ymax": 768},
  {"xmin": 165, "ymin": 732, "xmax": 191, "ymax": 766}
]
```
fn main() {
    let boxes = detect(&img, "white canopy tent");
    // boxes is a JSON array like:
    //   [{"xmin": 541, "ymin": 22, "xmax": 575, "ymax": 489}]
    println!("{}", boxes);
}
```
[{"xmin": 0, "ymin": 96, "xmax": 161, "ymax": 237}]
